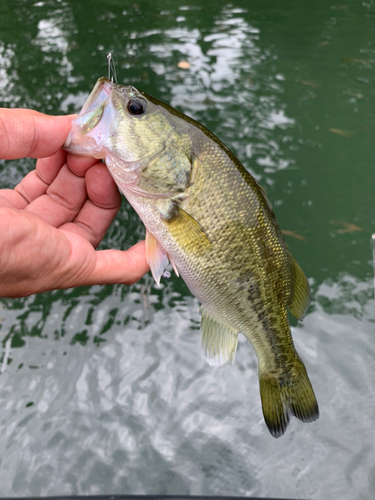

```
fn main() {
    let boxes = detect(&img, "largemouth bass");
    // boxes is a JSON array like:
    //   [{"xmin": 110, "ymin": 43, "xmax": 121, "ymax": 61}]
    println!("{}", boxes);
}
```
[{"xmin": 64, "ymin": 77, "xmax": 319, "ymax": 437}]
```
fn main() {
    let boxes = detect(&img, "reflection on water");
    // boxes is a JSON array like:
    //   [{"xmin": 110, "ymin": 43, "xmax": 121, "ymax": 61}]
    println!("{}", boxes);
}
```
[
  {"xmin": 146, "ymin": 7, "xmax": 295, "ymax": 184},
  {"xmin": 0, "ymin": 43, "xmax": 18, "ymax": 105},
  {"xmin": 1, "ymin": 275, "xmax": 374, "ymax": 498},
  {"xmin": 0, "ymin": 0, "xmax": 375, "ymax": 498}
]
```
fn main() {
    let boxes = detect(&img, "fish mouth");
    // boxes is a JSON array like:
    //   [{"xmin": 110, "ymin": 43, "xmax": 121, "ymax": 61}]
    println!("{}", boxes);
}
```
[
  {"xmin": 63, "ymin": 77, "xmax": 115, "ymax": 158},
  {"xmin": 63, "ymin": 77, "xmax": 171, "ymax": 175}
]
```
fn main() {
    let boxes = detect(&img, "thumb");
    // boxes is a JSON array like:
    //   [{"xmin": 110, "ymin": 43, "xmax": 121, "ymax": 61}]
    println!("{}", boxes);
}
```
[
  {"xmin": 0, "ymin": 109, "xmax": 75, "ymax": 159},
  {"xmin": 84, "ymin": 241, "xmax": 150, "ymax": 286}
]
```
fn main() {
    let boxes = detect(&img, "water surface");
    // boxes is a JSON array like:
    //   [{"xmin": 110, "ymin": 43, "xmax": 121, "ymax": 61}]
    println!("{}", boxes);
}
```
[{"xmin": 0, "ymin": 0, "xmax": 375, "ymax": 498}]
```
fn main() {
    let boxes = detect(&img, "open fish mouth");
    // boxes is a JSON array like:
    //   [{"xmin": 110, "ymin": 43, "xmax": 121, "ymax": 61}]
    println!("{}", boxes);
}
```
[
  {"xmin": 64, "ymin": 77, "xmax": 172, "ymax": 174},
  {"xmin": 63, "ymin": 78, "xmax": 115, "ymax": 158}
]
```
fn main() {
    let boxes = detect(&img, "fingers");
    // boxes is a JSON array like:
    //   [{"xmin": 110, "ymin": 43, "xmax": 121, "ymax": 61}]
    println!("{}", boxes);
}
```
[
  {"xmin": 59, "ymin": 163, "xmax": 121, "ymax": 247},
  {"xmin": 9, "ymin": 152, "xmax": 100, "ymax": 209},
  {"xmin": 14, "ymin": 149, "xmax": 68, "ymax": 204},
  {"xmin": 22, "ymin": 159, "xmax": 119, "ymax": 233},
  {"xmin": 66, "ymin": 153, "xmax": 100, "ymax": 177},
  {"xmin": 0, "ymin": 149, "xmax": 69, "ymax": 209},
  {"xmin": 35, "ymin": 149, "xmax": 68, "ymax": 185},
  {"xmin": 0, "ymin": 190, "xmax": 28, "ymax": 209},
  {"xmin": 24, "ymin": 163, "xmax": 87, "ymax": 226},
  {"xmin": 0, "ymin": 109, "xmax": 75, "ymax": 159},
  {"xmin": 84, "ymin": 162, "xmax": 120, "ymax": 209}
]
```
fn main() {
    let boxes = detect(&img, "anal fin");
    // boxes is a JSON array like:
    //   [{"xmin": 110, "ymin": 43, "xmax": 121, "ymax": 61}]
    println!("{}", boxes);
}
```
[
  {"xmin": 145, "ymin": 229, "xmax": 169, "ymax": 285},
  {"xmin": 200, "ymin": 308, "xmax": 239, "ymax": 368},
  {"xmin": 288, "ymin": 256, "xmax": 311, "ymax": 321}
]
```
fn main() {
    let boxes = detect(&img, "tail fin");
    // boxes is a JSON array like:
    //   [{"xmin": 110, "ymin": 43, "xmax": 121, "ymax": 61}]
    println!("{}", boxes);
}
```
[{"xmin": 259, "ymin": 359, "xmax": 319, "ymax": 438}]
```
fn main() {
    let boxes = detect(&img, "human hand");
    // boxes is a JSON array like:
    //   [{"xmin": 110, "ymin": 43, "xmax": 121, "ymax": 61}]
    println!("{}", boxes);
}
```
[{"xmin": 0, "ymin": 108, "xmax": 149, "ymax": 298}]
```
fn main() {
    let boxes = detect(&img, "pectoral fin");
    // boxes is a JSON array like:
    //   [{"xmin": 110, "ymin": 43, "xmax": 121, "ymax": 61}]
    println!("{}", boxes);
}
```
[
  {"xmin": 288, "ymin": 256, "xmax": 311, "ymax": 321},
  {"xmin": 163, "ymin": 205, "xmax": 211, "ymax": 251},
  {"xmin": 200, "ymin": 308, "xmax": 239, "ymax": 368},
  {"xmin": 145, "ymin": 230, "xmax": 169, "ymax": 285}
]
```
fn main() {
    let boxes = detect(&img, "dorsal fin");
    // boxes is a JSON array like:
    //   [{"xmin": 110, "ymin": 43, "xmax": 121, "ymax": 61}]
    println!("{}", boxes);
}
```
[{"xmin": 288, "ymin": 256, "xmax": 311, "ymax": 321}]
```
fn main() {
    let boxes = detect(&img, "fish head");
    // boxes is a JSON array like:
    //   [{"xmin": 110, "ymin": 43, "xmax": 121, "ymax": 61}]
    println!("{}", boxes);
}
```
[
  {"xmin": 64, "ymin": 77, "xmax": 174, "ymax": 168},
  {"xmin": 65, "ymin": 78, "xmax": 196, "ymax": 197}
]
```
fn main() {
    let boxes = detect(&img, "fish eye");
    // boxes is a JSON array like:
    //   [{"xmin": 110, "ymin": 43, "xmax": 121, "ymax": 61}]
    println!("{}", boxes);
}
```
[{"xmin": 127, "ymin": 97, "xmax": 147, "ymax": 116}]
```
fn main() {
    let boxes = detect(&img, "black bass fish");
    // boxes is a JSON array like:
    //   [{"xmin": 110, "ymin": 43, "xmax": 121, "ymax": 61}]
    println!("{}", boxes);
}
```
[{"xmin": 64, "ymin": 77, "xmax": 319, "ymax": 437}]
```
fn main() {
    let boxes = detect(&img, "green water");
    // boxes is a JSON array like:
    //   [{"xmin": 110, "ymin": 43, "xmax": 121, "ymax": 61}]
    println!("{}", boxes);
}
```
[{"xmin": 0, "ymin": 0, "xmax": 375, "ymax": 498}]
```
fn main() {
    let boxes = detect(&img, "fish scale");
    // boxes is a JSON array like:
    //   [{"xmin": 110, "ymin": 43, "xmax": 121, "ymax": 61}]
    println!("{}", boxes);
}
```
[{"xmin": 64, "ymin": 77, "xmax": 319, "ymax": 438}]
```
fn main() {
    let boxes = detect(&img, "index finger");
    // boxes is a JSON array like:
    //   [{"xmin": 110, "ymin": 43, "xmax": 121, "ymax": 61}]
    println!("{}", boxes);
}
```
[{"xmin": 0, "ymin": 108, "xmax": 75, "ymax": 160}]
